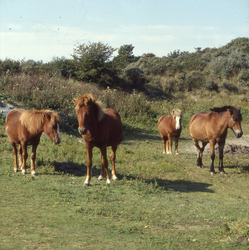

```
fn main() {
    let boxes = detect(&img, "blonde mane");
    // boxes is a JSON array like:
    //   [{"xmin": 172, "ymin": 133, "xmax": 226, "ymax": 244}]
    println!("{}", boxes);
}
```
[
  {"xmin": 172, "ymin": 109, "xmax": 183, "ymax": 118},
  {"xmin": 20, "ymin": 110, "xmax": 61, "ymax": 134},
  {"xmin": 72, "ymin": 94, "xmax": 105, "ymax": 122}
]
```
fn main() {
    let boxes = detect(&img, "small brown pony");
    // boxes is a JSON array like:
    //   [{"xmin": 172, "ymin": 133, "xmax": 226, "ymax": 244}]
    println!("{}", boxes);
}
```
[
  {"xmin": 73, "ymin": 94, "xmax": 123, "ymax": 186},
  {"xmin": 5, "ymin": 109, "xmax": 61, "ymax": 175},
  {"xmin": 158, "ymin": 109, "xmax": 183, "ymax": 154},
  {"xmin": 189, "ymin": 106, "xmax": 243, "ymax": 175}
]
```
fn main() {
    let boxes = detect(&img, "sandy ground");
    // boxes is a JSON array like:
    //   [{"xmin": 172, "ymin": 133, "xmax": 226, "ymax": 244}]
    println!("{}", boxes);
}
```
[
  {"xmin": 0, "ymin": 102, "xmax": 15, "ymax": 117},
  {"xmin": 183, "ymin": 134, "xmax": 249, "ymax": 157}
]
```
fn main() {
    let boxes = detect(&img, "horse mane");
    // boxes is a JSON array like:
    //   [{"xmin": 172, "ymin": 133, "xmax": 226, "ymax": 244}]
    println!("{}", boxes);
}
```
[
  {"xmin": 72, "ymin": 94, "xmax": 105, "ymax": 122},
  {"xmin": 172, "ymin": 109, "xmax": 182, "ymax": 118},
  {"xmin": 20, "ymin": 110, "xmax": 61, "ymax": 134},
  {"xmin": 210, "ymin": 106, "xmax": 242, "ymax": 120}
]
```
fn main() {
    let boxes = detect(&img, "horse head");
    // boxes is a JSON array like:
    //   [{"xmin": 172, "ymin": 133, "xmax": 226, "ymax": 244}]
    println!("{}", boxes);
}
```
[
  {"xmin": 73, "ymin": 94, "xmax": 104, "ymax": 136},
  {"xmin": 210, "ymin": 106, "xmax": 243, "ymax": 138},
  {"xmin": 172, "ymin": 109, "xmax": 183, "ymax": 130},
  {"xmin": 43, "ymin": 111, "xmax": 61, "ymax": 144},
  {"xmin": 227, "ymin": 107, "xmax": 243, "ymax": 138}
]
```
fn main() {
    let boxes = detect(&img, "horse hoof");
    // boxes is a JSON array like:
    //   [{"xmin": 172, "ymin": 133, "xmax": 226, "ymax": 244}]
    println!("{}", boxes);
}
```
[
  {"xmin": 112, "ymin": 176, "xmax": 118, "ymax": 181},
  {"xmin": 83, "ymin": 182, "xmax": 90, "ymax": 186},
  {"xmin": 163, "ymin": 151, "xmax": 166, "ymax": 154},
  {"xmin": 22, "ymin": 170, "xmax": 26, "ymax": 175},
  {"xmin": 98, "ymin": 176, "xmax": 103, "ymax": 181},
  {"xmin": 210, "ymin": 172, "xmax": 216, "ymax": 175},
  {"xmin": 14, "ymin": 168, "xmax": 18, "ymax": 172},
  {"xmin": 220, "ymin": 172, "xmax": 227, "ymax": 175},
  {"xmin": 31, "ymin": 171, "xmax": 36, "ymax": 176},
  {"xmin": 106, "ymin": 179, "xmax": 111, "ymax": 185}
]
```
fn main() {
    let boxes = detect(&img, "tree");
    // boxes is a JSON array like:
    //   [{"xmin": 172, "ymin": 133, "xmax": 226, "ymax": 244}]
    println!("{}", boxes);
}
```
[
  {"xmin": 112, "ymin": 44, "xmax": 140, "ymax": 72},
  {"xmin": 72, "ymin": 42, "xmax": 116, "ymax": 84}
]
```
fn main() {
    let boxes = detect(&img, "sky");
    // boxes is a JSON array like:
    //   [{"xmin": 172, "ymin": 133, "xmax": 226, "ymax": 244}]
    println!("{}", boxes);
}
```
[{"xmin": 0, "ymin": 0, "xmax": 249, "ymax": 62}]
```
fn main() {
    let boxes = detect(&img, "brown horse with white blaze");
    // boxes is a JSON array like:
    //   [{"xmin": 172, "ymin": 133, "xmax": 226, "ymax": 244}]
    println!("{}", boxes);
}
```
[
  {"xmin": 158, "ymin": 109, "xmax": 183, "ymax": 154},
  {"xmin": 72, "ymin": 94, "xmax": 123, "ymax": 186},
  {"xmin": 189, "ymin": 106, "xmax": 243, "ymax": 175},
  {"xmin": 5, "ymin": 109, "xmax": 61, "ymax": 175}
]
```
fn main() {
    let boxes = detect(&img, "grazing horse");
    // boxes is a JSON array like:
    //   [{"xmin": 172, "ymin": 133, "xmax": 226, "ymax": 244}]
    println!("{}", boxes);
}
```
[
  {"xmin": 189, "ymin": 106, "xmax": 243, "ymax": 175},
  {"xmin": 72, "ymin": 94, "xmax": 123, "ymax": 186},
  {"xmin": 158, "ymin": 109, "xmax": 183, "ymax": 154},
  {"xmin": 5, "ymin": 109, "xmax": 61, "ymax": 175}
]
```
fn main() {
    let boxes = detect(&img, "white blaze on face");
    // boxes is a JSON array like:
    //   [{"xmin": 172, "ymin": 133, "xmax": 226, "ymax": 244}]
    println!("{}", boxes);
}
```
[{"xmin": 175, "ymin": 116, "xmax": 181, "ymax": 130}]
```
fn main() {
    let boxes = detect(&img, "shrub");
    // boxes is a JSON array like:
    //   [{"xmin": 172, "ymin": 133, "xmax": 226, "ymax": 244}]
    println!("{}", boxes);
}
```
[
  {"xmin": 219, "ymin": 81, "xmax": 238, "ymax": 93},
  {"xmin": 122, "ymin": 66, "xmax": 146, "ymax": 88},
  {"xmin": 185, "ymin": 71, "xmax": 204, "ymax": 90},
  {"xmin": 204, "ymin": 80, "xmax": 218, "ymax": 91},
  {"xmin": 237, "ymin": 69, "xmax": 249, "ymax": 82}
]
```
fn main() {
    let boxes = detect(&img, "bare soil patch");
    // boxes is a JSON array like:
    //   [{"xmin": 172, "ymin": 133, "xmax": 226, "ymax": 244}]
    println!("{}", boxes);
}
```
[{"xmin": 183, "ymin": 135, "xmax": 249, "ymax": 158}]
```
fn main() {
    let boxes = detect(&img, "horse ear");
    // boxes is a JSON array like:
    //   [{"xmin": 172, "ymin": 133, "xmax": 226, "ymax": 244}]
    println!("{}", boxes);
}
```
[
  {"xmin": 172, "ymin": 109, "xmax": 175, "ymax": 118},
  {"xmin": 87, "ymin": 97, "xmax": 93, "ymax": 108},
  {"xmin": 72, "ymin": 98, "xmax": 76, "ymax": 105},
  {"xmin": 45, "ymin": 114, "xmax": 51, "ymax": 121},
  {"xmin": 227, "ymin": 108, "xmax": 233, "ymax": 115}
]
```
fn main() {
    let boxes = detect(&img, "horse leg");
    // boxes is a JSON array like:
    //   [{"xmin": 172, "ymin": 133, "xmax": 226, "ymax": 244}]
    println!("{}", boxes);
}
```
[
  {"xmin": 100, "ymin": 147, "xmax": 111, "ymax": 185},
  {"xmin": 175, "ymin": 136, "xmax": 179, "ymax": 155},
  {"xmin": 162, "ymin": 137, "xmax": 166, "ymax": 154},
  {"xmin": 199, "ymin": 142, "xmax": 207, "ymax": 166},
  {"xmin": 21, "ymin": 143, "xmax": 28, "ymax": 175},
  {"xmin": 11, "ymin": 143, "xmax": 18, "ymax": 172},
  {"xmin": 30, "ymin": 144, "xmax": 38, "ymax": 176},
  {"xmin": 191, "ymin": 137, "xmax": 204, "ymax": 168},
  {"xmin": 110, "ymin": 145, "xmax": 118, "ymax": 180},
  {"xmin": 84, "ymin": 144, "xmax": 93, "ymax": 186},
  {"xmin": 18, "ymin": 145, "xmax": 23, "ymax": 171},
  {"xmin": 20, "ymin": 143, "xmax": 28, "ymax": 175},
  {"xmin": 218, "ymin": 141, "xmax": 226, "ymax": 174},
  {"xmin": 167, "ymin": 135, "xmax": 172, "ymax": 154},
  {"xmin": 209, "ymin": 141, "xmax": 216, "ymax": 175}
]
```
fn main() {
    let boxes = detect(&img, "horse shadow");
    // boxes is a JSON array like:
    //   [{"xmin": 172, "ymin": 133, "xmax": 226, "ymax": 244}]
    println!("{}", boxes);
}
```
[
  {"xmin": 117, "ymin": 173, "xmax": 214, "ymax": 193},
  {"xmin": 50, "ymin": 162, "xmax": 213, "ymax": 193}
]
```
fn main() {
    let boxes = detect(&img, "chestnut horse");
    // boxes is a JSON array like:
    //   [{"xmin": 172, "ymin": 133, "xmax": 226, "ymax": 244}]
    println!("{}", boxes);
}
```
[
  {"xmin": 158, "ymin": 109, "xmax": 183, "ymax": 154},
  {"xmin": 5, "ymin": 109, "xmax": 61, "ymax": 175},
  {"xmin": 189, "ymin": 106, "xmax": 243, "ymax": 175},
  {"xmin": 72, "ymin": 94, "xmax": 123, "ymax": 186}
]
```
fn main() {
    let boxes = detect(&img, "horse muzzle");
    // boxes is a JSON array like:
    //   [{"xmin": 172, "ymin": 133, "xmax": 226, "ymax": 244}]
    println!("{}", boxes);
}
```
[
  {"xmin": 78, "ymin": 127, "xmax": 87, "ymax": 135},
  {"xmin": 234, "ymin": 130, "xmax": 243, "ymax": 138},
  {"xmin": 53, "ymin": 137, "xmax": 61, "ymax": 145}
]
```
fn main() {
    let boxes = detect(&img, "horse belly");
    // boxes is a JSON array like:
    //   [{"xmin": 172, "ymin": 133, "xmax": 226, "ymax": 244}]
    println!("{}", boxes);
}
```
[{"xmin": 190, "ymin": 118, "xmax": 208, "ymax": 142}]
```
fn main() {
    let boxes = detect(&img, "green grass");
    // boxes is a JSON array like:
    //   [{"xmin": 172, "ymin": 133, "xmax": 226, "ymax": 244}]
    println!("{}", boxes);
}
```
[{"xmin": 0, "ymin": 120, "xmax": 249, "ymax": 249}]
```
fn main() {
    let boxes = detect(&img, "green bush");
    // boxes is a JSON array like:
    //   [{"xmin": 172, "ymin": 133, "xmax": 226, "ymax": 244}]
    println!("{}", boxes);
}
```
[
  {"xmin": 219, "ymin": 81, "xmax": 238, "ymax": 92},
  {"xmin": 185, "ymin": 71, "xmax": 204, "ymax": 90},
  {"xmin": 204, "ymin": 80, "xmax": 218, "ymax": 91},
  {"xmin": 237, "ymin": 69, "xmax": 249, "ymax": 83}
]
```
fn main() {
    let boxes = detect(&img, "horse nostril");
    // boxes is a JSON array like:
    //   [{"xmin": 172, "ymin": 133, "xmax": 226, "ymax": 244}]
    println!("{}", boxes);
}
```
[{"xmin": 78, "ymin": 127, "xmax": 87, "ymax": 135}]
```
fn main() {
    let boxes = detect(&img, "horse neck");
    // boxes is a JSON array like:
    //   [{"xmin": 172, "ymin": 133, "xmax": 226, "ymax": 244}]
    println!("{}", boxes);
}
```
[
  {"xmin": 41, "ymin": 119, "xmax": 51, "ymax": 135},
  {"xmin": 217, "ymin": 111, "xmax": 230, "ymax": 132},
  {"xmin": 87, "ymin": 109, "xmax": 100, "ymax": 135}
]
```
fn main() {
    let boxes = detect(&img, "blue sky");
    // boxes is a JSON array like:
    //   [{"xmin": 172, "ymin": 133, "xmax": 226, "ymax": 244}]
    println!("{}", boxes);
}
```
[{"xmin": 0, "ymin": 0, "xmax": 248, "ymax": 62}]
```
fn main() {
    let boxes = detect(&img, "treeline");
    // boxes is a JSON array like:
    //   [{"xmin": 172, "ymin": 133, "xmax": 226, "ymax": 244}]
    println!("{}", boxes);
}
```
[{"xmin": 1, "ymin": 37, "xmax": 249, "ymax": 96}]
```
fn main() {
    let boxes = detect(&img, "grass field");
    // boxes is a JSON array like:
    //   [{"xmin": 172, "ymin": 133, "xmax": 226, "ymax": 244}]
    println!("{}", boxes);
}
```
[{"xmin": 0, "ymin": 116, "xmax": 249, "ymax": 249}]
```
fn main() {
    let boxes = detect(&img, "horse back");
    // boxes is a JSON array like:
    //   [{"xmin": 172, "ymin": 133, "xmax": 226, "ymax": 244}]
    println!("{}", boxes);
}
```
[
  {"xmin": 190, "ymin": 111, "xmax": 223, "ymax": 141},
  {"xmin": 5, "ymin": 109, "xmax": 40, "ymax": 145}
]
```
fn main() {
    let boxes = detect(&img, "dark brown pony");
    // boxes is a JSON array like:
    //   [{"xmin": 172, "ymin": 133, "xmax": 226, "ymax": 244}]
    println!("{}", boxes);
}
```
[
  {"xmin": 5, "ymin": 109, "xmax": 61, "ymax": 175},
  {"xmin": 189, "ymin": 106, "xmax": 243, "ymax": 174},
  {"xmin": 158, "ymin": 109, "xmax": 183, "ymax": 154},
  {"xmin": 72, "ymin": 94, "xmax": 123, "ymax": 186}
]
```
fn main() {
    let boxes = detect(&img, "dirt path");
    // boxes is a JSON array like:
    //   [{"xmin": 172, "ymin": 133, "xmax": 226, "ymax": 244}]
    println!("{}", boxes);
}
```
[{"xmin": 183, "ymin": 134, "xmax": 249, "ymax": 157}]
